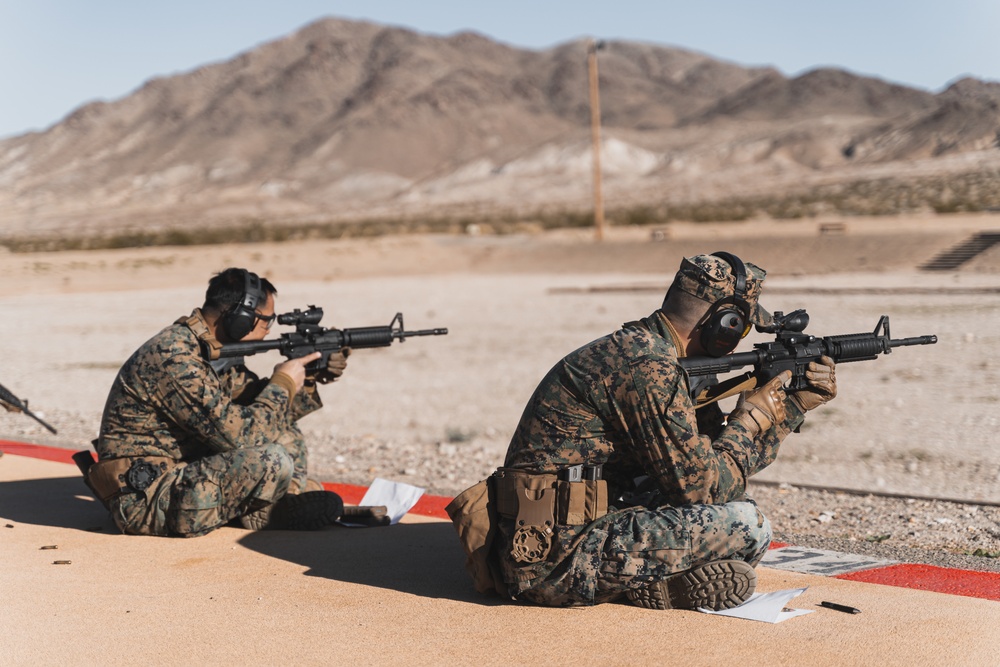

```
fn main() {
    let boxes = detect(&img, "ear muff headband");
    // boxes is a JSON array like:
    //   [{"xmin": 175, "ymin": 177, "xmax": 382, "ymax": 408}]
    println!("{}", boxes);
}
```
[
  {"xmin": 712, "ymin": 251, "xmax": 747, "ymax": 295},
  {"xmin": 699, "ymin": 252, "xmax": 753, "ymax": 357},
  {"xmin": 221, "ymin": 270, "xmax": 265, "ymax": 341}
]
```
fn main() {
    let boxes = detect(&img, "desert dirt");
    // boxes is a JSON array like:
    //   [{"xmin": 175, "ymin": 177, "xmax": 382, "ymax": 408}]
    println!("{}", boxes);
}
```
[{"xmin": 2, "ymin": 213, "xmax": 1000, "ymax": 565}]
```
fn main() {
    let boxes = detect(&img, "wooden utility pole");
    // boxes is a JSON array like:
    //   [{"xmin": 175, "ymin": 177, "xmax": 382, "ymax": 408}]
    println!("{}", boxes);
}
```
[{"xmin": 588, "ymin": 39, "xmax": 606, "ymax": 241}]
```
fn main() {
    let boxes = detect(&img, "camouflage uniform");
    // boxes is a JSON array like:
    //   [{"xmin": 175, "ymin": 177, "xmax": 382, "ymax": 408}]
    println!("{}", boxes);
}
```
[
  {"xmin": 97, "ymin": 309, "xmax": 323, "ymax": 537},
  {"xmin": 499, "ymin": 258, "xmax": 805, "ymax": 607}
]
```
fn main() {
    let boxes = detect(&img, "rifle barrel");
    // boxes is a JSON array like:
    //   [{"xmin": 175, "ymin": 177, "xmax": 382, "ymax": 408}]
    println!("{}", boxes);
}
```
[
  {"xmin": 0, "ymin": 383, "xmax": 57, "ymax": 434},
  {"xmin": 25, "ymin": 410, "xmax": 58, "ymax": 435},
  {"xmin": 400, "ymin": 328, "xmax": 449, "ymax": 338},
  {"xmin": 890, "ymin": 335, "xmax": 938, "ymax": 347}
]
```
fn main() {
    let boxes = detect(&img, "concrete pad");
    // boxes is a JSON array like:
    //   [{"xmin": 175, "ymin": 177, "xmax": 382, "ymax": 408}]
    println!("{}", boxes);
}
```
[{"xmin": 2, "ymin": 452, "xmax": 998, "ymax": 667}]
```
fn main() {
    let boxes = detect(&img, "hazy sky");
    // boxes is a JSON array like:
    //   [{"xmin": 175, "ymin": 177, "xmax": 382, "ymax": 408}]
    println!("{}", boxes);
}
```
[{"xmin": 2, "ymin": 1, "xmax": 999, "ymax": 138}]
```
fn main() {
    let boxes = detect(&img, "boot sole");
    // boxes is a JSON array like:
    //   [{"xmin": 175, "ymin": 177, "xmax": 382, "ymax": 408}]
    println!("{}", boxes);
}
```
[{"xmin": 626, "ymin": 560, "xmax": 756, "ymax": 611}]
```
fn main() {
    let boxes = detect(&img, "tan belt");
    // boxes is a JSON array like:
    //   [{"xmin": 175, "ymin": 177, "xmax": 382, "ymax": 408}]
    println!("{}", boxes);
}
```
[
  {"xmin": 493, "ymin": 468, "xmax": 608, "ymax": 526},
  {"xmin": 86, "ymin": 456, "xmax": 178, "ymax": 505}
]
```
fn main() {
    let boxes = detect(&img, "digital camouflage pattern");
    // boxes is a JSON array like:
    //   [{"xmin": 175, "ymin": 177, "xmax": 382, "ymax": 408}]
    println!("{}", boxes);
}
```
[
  {"xmin": 501, "ymin": 500, "xmax": 771, "ymax": 607},
  {"xmin": 673, "ymin": 254, "xmax": 772, "ymax": 327},
  {"xmin": 499, "ymin": 308, "xmax": 805, "ymax": 605},
  {"xmin": 114, "ymin": 444, "xmax": 294, "ymax": 537},
  {"xmin": 97, "ymin": 309, "xmax": 322, "ymax": 537}
]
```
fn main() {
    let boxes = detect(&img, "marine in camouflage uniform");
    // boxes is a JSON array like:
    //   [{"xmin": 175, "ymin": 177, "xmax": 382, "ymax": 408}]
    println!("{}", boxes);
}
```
[
  {"xmin": 94, "ymin": 269, "xmax": 345, "ymax": 537},
  {"xmin": 497, "ymin": 253, "xmax": 836, "ymax": 609}
]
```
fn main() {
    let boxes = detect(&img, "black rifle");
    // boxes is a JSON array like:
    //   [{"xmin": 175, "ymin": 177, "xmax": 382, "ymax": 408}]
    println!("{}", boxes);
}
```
[
  {"xmin": 0, "ymin": 382, "xmax": 58, "ymax": 434},
  {"xmin": 679, "ymin": 309, "xmax": 937, "ymax": 406},
  {"xmin": 216, "ymin": 307, "xmax": 448, "ymax": 372}
]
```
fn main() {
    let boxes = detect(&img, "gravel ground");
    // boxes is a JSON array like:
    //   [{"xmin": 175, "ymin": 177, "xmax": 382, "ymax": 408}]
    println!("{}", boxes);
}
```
[
  {"xmin": 750, "ymin": 482, "xmax": 1000, "ymax": 573},
  {"xmin": 2, "ymin": 224, "xmax": 999, "ymax": 573}
]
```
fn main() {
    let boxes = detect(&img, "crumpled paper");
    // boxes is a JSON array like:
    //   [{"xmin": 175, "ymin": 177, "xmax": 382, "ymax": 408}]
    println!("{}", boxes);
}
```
[{"xmin": 699, "ymin": 587, "xmax": 813, "ymax": 623}]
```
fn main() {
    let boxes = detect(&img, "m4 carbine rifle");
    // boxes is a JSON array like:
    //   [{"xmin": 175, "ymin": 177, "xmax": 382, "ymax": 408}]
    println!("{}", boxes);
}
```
[
  {"xmin": 216, "ymin": 307, "xmax": 448, "ymax": 373},
  {"xmin": 0, "ymin": 382, "xmax": 57, "ymax": 434},
  {"xmin": 679, "ymin": 310, "xmax": 937, "ymax": 407}
]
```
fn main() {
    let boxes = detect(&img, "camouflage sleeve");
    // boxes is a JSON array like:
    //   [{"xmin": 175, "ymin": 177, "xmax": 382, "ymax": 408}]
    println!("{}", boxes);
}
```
[
  {"xmin": 749, "ymin": 396, "xmax": 806, "ymax": 470},
  {"xmin": 695, "ymin": 401, "xmax": 726, "ymax": 440},
  {"xmin": 152, "ymin": 347, "xmax": 294, "ymax": 453},
  {"xmin": 626, "ymin": 355, "xmax": 761, "ymax": 506},
  {"xmin": 711, "ymin": 393, "xmax": 806, "ymax": 487},
  {"xmin": 230, "ymin": 366, "xmax": 269, "ymax": 405},
  {"xmin": 231, "ymin": 366, "xmax": 321, "ymax": 421},
  {"xmin": 232, "ymin": 366, "xmax": 323, "ymax": 422},
  {"xmin": 289, "ymin": 382, "xmax": 323, "ymax": 420}
]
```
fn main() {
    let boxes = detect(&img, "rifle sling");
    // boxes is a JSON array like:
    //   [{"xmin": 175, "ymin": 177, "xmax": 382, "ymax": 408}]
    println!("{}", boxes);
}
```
[
  {"xmin": 176, "ymin": 311, "xmax": 223, "ymax": 361},
  {"xmin": 694, "ymin": 371, "xmax": 758, "ymax": 408}
]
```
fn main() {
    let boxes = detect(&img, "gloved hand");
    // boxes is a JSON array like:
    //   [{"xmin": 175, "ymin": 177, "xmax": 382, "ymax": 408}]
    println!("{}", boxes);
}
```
[
  {"xmin": 729, "ymin": 371, "xmax": 791, "ymax": 437},
  {"xmin": 790, "ymin": 355, "xmax": 837, "ymax": 412},
  {"xmin": 312, "ymin": 348, "xmax": 351, "ymax": 384}
]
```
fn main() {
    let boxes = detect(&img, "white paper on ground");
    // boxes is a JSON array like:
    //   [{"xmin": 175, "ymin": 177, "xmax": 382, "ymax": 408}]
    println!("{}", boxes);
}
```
[
  {"xmin": 699, "ymin": 587, "xmax": 813, "ymax": 623},
  {"xmin": 356, "ymin": 478, "xmax": 425, "ymax": 525}
]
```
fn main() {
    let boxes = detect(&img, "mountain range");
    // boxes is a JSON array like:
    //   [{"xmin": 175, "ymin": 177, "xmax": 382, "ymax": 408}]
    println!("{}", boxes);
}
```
[{"xmin": 2, "ymin": 17, "xmax": 999, "ymax": 241}]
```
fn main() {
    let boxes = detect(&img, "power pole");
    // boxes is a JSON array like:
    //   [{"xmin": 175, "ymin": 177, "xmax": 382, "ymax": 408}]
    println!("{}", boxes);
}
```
[{"xmin": 588, "ymin": 39, "xmax": 606, "ymax": 241}]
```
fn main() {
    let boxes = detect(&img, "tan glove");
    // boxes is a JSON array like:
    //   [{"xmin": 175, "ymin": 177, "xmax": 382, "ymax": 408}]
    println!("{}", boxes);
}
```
[
  {"xmin": 790, "ymin": 355, "xmax": 837, "ymax": 412},
  {"xmin": 312, "ymin": 347, "xmax": 351, "ymax": 384},
  {"xmin": 729, "ymin": 371, "xmax": 790, "ymax": 437}
]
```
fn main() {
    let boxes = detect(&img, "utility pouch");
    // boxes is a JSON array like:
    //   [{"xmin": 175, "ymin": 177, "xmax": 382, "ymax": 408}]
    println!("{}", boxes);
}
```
[
  {"xmin": 82, "ymin": 453, "xmax": 176, "ymax": 508},
  {"xmin": 508, "ymin": 472, "xmax": 557, "ymax": 564},
  {"xmin": 445, "ymin": 477, "xmax": 506, "ymax": 596},
  {"xmin": 72, "ymin": 449, "xmax": 107, "ymax": 509},
  {"xmin": 556, "ymin": 478, "xmax": 609, "ymax": 525},
  {"xmin": 493, "ymin": 467, "xmax": 610, "ymax": 561}
]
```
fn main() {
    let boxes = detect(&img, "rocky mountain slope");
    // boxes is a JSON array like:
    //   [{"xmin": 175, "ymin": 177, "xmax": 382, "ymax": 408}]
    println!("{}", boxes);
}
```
[{"xmin": 2, "ymin": 17, "xmax": 999, "ymax": 240}]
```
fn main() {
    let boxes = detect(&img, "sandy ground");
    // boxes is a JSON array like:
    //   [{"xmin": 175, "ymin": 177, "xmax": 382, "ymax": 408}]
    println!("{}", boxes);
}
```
[
  {"xmin": 5, "ymin": 453, "xmax": 999, "ymax": 667},
  {"xmin": 2, "ymin": 215, "xmax": 999, "ymax": 511}
]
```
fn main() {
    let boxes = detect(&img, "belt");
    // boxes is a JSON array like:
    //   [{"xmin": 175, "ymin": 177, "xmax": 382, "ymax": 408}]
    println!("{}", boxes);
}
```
[
  {"xmin": 558, "ymin": 464, "xmax": 603, "ymax": 482},
  {"xmin": 86, "ymin": 456, "xmax": 178, "ymax": 505},
  {"xmin": 493, "ymin": 466, "xmax": 608, "ymax": 526}
]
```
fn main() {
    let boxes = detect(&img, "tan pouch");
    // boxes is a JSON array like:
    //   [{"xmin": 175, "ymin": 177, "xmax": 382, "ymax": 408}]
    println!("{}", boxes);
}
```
[
  {"xmin": 86, "ymin": 456, "xmax": 176, "ymax": 507},
  {"xmin": 445, "ymin": 478, "xmax": 506, "ymax": 596},
  {"xmin": 556, "ymin": 479, "xmax": 609, "ymax": 525}
]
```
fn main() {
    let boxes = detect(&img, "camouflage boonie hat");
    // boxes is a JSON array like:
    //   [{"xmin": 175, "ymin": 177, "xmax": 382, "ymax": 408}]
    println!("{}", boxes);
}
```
[{"xmin": 671, "ymin": 253, "xmax": 772, "ymax": 327}]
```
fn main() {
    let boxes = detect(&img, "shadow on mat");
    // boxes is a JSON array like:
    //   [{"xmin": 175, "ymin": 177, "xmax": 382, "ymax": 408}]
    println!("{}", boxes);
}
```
[
  {"xmin": 0, "ymin": 475, "xmax": 114, "ymax": 531},
  {"xmin": 238, "ymin": 521, "xmax": 502, "ymax": 605}
]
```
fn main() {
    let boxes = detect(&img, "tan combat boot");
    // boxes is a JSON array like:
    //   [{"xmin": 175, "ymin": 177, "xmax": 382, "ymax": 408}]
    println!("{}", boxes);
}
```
[
  {"xmin": 626, "ymin": 559, "xmax": 756, "ymax": 611},
  {"xmin": 303, "ymin": 478, "xmax": 326, "ymax": 492},
  {"xmin": 283, "ymin": 477, "xmax": 326, "ymax": 495},
  {"xmin": 240, "ymin": 491, "xmax": 344, "ymax": 530}
]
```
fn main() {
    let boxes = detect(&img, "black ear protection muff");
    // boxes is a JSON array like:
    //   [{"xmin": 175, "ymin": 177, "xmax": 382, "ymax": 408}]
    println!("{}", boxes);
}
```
[
  {"xmin": 699, "ymin": 251, "xmax": 754, "ymax": 357},
  {"xmin": 221, "ymin": 270, "xmax": 266, "ymax": 341}
]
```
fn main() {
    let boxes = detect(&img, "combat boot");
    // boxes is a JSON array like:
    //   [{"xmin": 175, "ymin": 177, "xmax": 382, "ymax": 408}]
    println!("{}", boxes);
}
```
[
  {"xmin": 240, "ymin": 491, "xmax": 344, "ymax": 531},
  {"xmin": 625, "ymin": 559, "xmax": 756, "ymax": 611},
  {"xmin": 284, "ymin": 477, "xmax": 326, "ymax": 495},
  {"xmin": 303, "ymin": 478, "xmax": 326, "ymax": 493}
]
